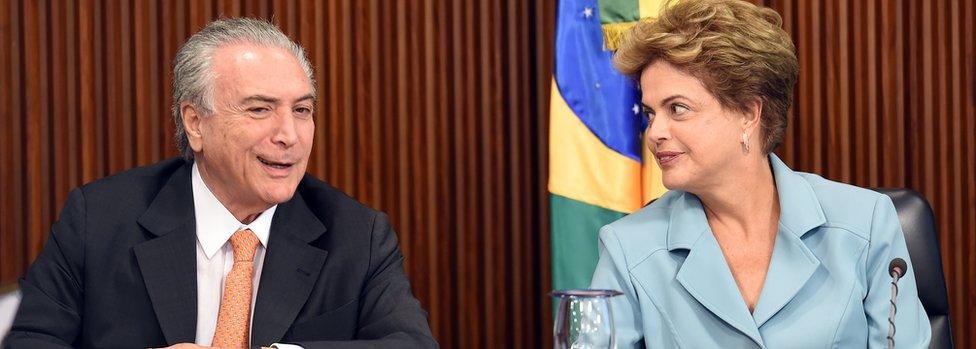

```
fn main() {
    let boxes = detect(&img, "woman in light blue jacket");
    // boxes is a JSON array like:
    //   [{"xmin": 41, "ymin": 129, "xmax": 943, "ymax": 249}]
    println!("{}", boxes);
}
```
[{"xmin": 589, "ymin": 0, "xmax": 931, "ymax": 347}]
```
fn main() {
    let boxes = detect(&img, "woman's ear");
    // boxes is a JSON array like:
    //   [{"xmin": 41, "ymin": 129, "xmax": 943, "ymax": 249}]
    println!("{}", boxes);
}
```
[{"xmin": 741, "ymin": 98, "xmax": 763, "ymax": 133}]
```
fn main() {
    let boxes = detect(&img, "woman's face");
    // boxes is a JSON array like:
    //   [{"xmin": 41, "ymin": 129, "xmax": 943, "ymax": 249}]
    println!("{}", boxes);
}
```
[{"xmin": 640, "ymin": 60, "xmax": 753, "ymax": 193}]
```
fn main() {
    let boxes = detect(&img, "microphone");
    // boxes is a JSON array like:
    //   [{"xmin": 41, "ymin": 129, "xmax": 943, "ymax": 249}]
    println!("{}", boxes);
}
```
[
  {"xmin": 886, "ymin": 258, "xmax": 908, "ymax": 349},
  {"xmin": 889, "ymin": 258, "xmax": 907, "ymax": 278}
]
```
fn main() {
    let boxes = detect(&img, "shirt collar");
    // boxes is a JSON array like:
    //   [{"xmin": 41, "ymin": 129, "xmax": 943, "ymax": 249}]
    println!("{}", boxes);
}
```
[{"xmin": 191, "ymin": 163, "xmax": 275, "ymax": 259}]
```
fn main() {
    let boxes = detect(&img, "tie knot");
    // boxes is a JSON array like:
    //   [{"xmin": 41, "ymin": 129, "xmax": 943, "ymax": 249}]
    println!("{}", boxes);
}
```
[{"xmin": 229, "ymin": 229, "xmax": 260, "ymax": 262}]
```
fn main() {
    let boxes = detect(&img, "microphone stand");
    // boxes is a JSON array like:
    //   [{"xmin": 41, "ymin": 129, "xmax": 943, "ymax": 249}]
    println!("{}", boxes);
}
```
[{"xmin": 887, "ymin": 258, "xmax": 907, "ymax": 349}]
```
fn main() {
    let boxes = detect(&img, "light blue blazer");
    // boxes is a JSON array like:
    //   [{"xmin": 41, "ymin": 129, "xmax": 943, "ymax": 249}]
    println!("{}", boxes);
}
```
[{"xmin": 590, "ymin": 155, "xmax": 931, "ymax": 348}]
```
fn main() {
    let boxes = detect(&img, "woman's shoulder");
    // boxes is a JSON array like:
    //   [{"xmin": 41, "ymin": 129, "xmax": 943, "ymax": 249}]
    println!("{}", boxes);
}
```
[
  {"xmin": 793, "ymin": 171, "xmax": 892, "ymax": 238},
  {"xmin": 599, "ymin": 190, "xmax": 682, "ymax": 256}
]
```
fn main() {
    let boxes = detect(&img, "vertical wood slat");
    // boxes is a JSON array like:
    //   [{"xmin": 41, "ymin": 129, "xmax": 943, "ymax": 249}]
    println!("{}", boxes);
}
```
[
  {"xmin": 49, "ymin": 0, "xmax": 67, "ymax": 219},
  {"xmin": 947, "ymin": 0, "xmax": 963, "ymax": 342},
  {"xmin": 77, "ymin": 0, "xmax": 94, "ymax": 183},
  {"xmin": 0, "ymin": 0, "xmax": 27, "ymax": 283},
  {"xmin": 879, "ymin": 0, "xmax": 906, "ymax": 188},
  {"xmin": 64, "ymin": 1, "xmax": 80, "ymax": 201},
  {"xmin": 965, "ymin": 2, "xmax": 976, "ymax": 346},
  {"xmin": 22, "ymin": 0, "xmax": 51, "ymax": 262},
  {"xmin": 0, "ymin": 0, "xmax": 8, "ymax": 278},
  {"xmin": 865, "ymin": 0, "xmax": 880, "ymax": 186},
  {"xmin": 104, "ymin": 0, "xmax": 133, "ymax": 173},
  {"xmin": 822, "ymin": 0, "xmax": 851, "ymax": 181},
  {"xmin": 0, "ymin": 1, "xmax": 972, "ymax": 348},
  {"xmin": 536, "ymin": 0, "xmax": 557, "ymax": 347},
  {"xmin": 134, "ymin": 0, "xmax": 160, "ymax": 166}
]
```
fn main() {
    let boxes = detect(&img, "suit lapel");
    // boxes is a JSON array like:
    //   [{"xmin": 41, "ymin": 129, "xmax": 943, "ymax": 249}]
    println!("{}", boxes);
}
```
[
  {"xmin": 134, "ymin": 163, "xmax": 198, "ymax": 345},
  {"xmin": 251, "ymin": 191, "xmax": 329, "ymax": 347}
]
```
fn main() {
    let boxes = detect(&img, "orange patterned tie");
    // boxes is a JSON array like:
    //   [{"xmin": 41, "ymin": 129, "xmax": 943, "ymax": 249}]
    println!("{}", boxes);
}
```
[{"xmin": 211, "ymin": 229, "xmax": 260, "ymax": 348}]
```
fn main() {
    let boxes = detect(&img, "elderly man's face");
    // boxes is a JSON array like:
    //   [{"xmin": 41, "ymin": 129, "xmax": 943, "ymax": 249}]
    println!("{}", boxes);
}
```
[{"xmin": 186, "ymin": 43, "xmax": 315, "ymax": 215}]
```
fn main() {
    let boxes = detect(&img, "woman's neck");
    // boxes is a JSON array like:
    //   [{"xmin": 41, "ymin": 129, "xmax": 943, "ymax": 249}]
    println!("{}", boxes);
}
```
[{"xmin": 697, "ymin": 155, "xmax": 780, "ymax": 239}]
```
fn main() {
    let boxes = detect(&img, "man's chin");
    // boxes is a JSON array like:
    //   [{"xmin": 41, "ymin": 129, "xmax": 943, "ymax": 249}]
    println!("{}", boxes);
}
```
[{"xmin": 259, "ymin": 186, "xmax": 298, "ymax": 205}]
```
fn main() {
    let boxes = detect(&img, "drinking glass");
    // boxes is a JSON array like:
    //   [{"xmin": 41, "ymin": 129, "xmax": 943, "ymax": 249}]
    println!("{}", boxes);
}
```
[{"xmin": 551, "ymin": 289, "xmax": 623, "ymax": 349}]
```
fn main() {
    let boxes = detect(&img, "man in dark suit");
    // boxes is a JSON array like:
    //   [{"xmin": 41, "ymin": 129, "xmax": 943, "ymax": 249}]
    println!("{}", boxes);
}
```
[{"xmin": 3, "ymin": 18, "xmax": 436, "ymax": 349}]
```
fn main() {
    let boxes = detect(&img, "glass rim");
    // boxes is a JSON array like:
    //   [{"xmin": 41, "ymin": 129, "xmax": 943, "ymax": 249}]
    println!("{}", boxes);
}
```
[{"xmin": 550, "ymin": 288, "xmax": 623, "ymax": 298}]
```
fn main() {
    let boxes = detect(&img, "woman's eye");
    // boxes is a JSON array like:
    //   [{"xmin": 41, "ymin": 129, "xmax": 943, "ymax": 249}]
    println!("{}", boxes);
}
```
[
  {"xmin": 642, "ymin": 107, "xmax": 655, "ymax": 120},
  {"xmin": 637, "ymin": 108, "xmax": 653, "ymax": 132},
  {"xmin": 670, "ymin": 104, "xmax": 688, "ymax": 115}
]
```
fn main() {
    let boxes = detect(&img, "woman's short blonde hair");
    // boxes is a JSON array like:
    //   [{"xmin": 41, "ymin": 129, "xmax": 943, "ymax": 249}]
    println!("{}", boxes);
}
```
[{"xmin": 614, "ymin": 0, "xmax": 797, "ymax": 154}]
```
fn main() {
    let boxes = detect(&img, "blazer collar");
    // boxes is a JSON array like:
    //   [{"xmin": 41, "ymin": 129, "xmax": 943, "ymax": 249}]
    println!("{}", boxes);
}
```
[
  {"xmin": 137, "ymin": 162, "xmax": 195, "ymax": 237},
  {"xmin": 265, "ymin": 188, "xmax": 328, "ymax": 243},
  {"xmin": 768, "ymin": 154, "xmax": 827, "ymax": 237},
  {"xmin": 666, "ymin": 154, "xmax": 827, "ymax": 250},
  {"xmin": 665, "ymin": 191, "xmax": 709, "ymax": 251}
]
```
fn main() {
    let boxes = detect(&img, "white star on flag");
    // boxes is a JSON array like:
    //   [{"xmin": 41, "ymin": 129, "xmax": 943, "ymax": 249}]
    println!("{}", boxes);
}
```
[
  {"xmin": 633, "ymin": 104, "xmax": 640, "ymax": 115},
  {"xmin": 583, "ymin": 7, "xmax": 593, "ymax": 18}
]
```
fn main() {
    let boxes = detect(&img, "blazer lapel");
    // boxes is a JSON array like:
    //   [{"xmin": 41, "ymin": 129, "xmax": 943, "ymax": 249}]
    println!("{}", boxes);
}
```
[
  {"xmin": 669, "ymin": 194, "xmax": 765, "ymax": 347},
  {"xmin": 251, "ymin": 191, "xmax": 329, "ymax": 347},
  {"xmin": 752, "ymin": 155, "xmax": 827, "ymax": 327},
  {"xmin": 134, "ymin": 163, "xmax": 198, "ymax": 345},
  {"xmin": 751, "ymin": 227, "xmax": 821, "ymax": 327}
]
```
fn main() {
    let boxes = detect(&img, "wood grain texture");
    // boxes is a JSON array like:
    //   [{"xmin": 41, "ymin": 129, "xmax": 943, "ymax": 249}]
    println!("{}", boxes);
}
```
[{"xmin": 0, "ymin": 0, "xmax": 971, "ymax": 347}]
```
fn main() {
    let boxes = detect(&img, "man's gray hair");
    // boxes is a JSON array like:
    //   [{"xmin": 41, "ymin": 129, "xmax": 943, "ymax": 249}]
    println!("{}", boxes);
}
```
[{"xmin": 171, "ymin": 18, "xmax": 315, "ymax": 160}]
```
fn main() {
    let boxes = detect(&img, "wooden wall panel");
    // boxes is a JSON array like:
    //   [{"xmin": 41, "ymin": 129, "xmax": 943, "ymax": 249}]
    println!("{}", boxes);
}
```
[
  {"xmin": 0, "ymin": 1, "xmax": 556, "ymax": 348},
  {"xmin": 1, "ymin": 0, "xmax": 971, "ymax": 347}
]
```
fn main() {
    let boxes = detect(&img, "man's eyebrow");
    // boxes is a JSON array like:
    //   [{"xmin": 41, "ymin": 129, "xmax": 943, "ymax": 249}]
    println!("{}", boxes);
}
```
[
  {"xmin": 240, "ymin": 95, "xmax": 280, "ymax": 104},
  {"xmin": 294, "ymin": 94, "xmax": 315, "ymax": 103}
]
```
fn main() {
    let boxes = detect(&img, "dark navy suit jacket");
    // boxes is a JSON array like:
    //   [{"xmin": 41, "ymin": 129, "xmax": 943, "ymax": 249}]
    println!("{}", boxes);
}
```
[{"xmin": 4, "ymin": 158, "xmax": 437, "ymax": 349}]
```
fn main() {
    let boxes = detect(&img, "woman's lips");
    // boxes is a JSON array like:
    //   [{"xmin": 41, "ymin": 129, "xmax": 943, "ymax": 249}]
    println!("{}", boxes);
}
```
[{"xmin": 655, "ymin": 152, "xmax": 683, "ymax": 166}]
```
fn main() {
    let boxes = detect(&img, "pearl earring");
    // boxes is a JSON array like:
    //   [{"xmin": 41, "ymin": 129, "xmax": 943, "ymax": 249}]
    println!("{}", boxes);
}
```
[{"xmin": 741, "ymin": 132, "xmax": 750, "ymax": 153}]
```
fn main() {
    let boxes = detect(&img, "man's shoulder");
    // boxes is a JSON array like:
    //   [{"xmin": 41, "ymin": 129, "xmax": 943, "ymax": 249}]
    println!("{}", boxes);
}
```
[
  {"xmin": 295, "ymin": 174, "xmax": 383, "ymax": 230},
  {"xmin": 78, "ymin": 157, "xmax": 188, "ymax": 206}
]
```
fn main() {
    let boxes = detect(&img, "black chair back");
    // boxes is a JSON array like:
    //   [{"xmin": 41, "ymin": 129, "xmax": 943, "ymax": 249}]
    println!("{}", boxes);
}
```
[{"xmin": 873, "ymin": 188, "xmax": 954, "ymax": 349}]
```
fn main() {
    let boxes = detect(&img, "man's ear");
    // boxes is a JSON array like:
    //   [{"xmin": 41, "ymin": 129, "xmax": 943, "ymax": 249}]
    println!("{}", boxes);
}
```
[{"xmin": 182, "ymin": 103, "xmax": 205, "ymax": 153}]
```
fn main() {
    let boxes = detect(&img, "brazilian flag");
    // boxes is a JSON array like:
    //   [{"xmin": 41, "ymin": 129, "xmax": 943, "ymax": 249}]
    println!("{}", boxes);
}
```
[{"xmin": 549, "ymin": 0, "xmax": 667, "ymax": 294}]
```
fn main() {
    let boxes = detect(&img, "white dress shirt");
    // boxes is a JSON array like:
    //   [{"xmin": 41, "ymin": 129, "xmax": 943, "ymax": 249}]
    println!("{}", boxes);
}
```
[{"xmin": 191, "ymin": 164, "xmax": 300, "ymax": 349}]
